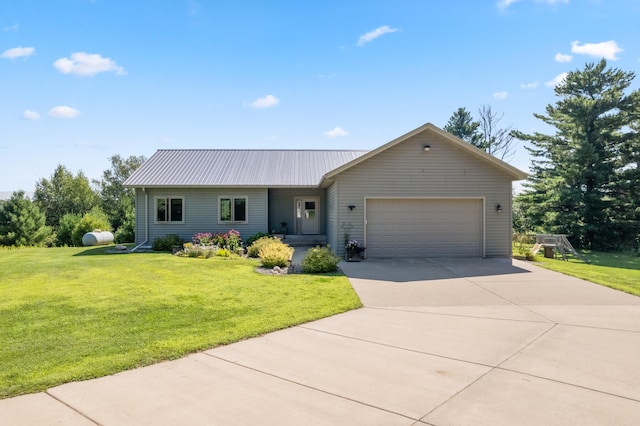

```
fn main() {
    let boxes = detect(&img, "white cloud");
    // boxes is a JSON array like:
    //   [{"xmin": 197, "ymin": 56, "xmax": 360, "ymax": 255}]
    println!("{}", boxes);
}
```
[
  {"xmin": 520, "ymin": 81, "xmax": 539, "ymax": 89},
  {"xmin": 492, "ymin": 91, "xmax": 508, "ymax": 100},
  {"xmin": 357, "ymin": 26, "xmax": 398, "ymax": 47},
  {"xmin": 53, "ymin": 52, "xmax": 126, "ymax": 76},
  {"xmin": 554, "ymin": 52, "xmax": 573, "ymax": 63},
  {"xmin": 48, "ymin": 106, "xmax": 81, "ymax": 119},
  {"xmin": 23, "ymin": 110, "xmax": 40, "ymax": 120},
  {"xmin": 323, "ymin": 126, "xmax": 348, "ymax": 138},
  {"xmin": 247, "ymin": 95, "xmax": 280, "ymax": 109},
  {"xmin": 497, "ymin": 0, "xmax": 521, "ymax": 9},
  {"xmin": 571, "ymin": 40, "xmax": 623, "ymax": 60},
  {"xmin": 545, "ymin": 72, "xmax": 568, "ymax": 87},
  {"xmin": 3, "ymin": 24, "xmax": 19, "ymax": 32},
  {"xmin": 1, "ymin": 46, "xmax": 35, "ymax": 59}
]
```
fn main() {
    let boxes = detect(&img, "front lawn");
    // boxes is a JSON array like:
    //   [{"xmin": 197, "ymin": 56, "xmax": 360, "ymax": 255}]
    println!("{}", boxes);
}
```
[
  {"xmin": 0, "ymin": 246, "xmax": 361, "ymax": 398},
  {"xmin": 535, "ymin": 251, "xmax": 640, "ymax": 297}
]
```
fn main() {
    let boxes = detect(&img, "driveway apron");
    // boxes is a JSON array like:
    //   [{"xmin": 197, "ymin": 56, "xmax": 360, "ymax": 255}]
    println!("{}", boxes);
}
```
[{"xmin": 2, "ymin": 258, "xmax": 640, "ymax": 425}]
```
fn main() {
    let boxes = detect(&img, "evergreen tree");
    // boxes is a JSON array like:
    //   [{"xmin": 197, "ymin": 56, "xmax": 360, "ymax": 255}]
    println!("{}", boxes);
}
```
[
  {"xmin": 0, "ymin": 191, "xmax": 52, "ymax": 246},
  {"xmin": 514, "ymin": 60, "xmax": 640, "ymax": 250},
  {"xmin": 443, "ymin": 107, "xmax": 482, "ymax": 148}
]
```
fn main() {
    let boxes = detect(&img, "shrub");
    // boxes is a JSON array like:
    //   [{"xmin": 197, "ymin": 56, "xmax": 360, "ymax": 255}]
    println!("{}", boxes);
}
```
[
  {"xmin": 301, "ymin": 246, "xmax": 341, "ymax": 273},
  {"xmin": 216, "ymin": 248, "xmax": 231, "ymax": 257},
  {"xmin": 71, "ymin": 208, "xmax": 111, "ymax": 247},
  {"xmin": 247, "ymin": 236, "xmax": 277, "ymax": 258},
  {"xmin": 152, "ymin": 234, "xmax": 185, "ymax": 251},
  {"xmin": 114, "ymin": 206, "xmax": 136, "ymax": 244},
  {"xmin": 56, "ymin": 213, "xmax": 81, "ymax": 246},
  {"xmin": 258, "ymin": 239, "xmax": 293, "ymax": 268},
  {"xmin": 246, "ymin": 232, "xmax": 271, "ymax": 247}
]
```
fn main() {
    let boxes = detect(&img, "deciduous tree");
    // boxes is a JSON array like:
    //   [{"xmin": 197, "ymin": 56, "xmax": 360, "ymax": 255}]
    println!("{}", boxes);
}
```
[
  {"xmin": 34, "ymin": 165, "xmax": 100, "ymax": 228},
  {"xmin": 95, "ymin": 155, "xmax": 145, "ymax": 233}
]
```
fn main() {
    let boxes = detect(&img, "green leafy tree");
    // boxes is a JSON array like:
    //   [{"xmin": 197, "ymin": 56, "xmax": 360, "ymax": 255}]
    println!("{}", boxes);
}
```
[
  {"xmin": 514, "ymin": 59, "xmax": 640, "ymax": 250},
  {"xmin": 94, "ymin": 155, "xmax": 145, "ymax": 233},
  {"xmin": 443, "ymin": 107, "xmax": 482, "ymax": 147},
  {"xmin": 71, "ymin": 208, "xmax": 112, "ymax": 247},
  {"xmin": 34, "ymin": 165, "xmax": 100, "ymax": 228},
  {"xmin": 0, "ymin": 191, "xmax": 52, "ymax": 246},
  {"xmin": 56, "ymin": 213, "xmax": 82, "ymax": 246}
]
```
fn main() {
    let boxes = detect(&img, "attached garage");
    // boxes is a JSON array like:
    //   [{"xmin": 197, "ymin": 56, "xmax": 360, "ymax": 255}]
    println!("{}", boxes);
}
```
[{"xmin": 365, "ymin": 198, "xmax": 483, "ymax": 258}]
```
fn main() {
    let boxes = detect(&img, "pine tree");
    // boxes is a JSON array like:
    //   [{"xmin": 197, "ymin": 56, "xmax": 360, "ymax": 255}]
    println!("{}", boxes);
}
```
[
  {"xmin": 0, "ymin": 191, "xmax": 52, "ymax": 246},
  {"xmin": 514, "ymin": 60, "xmax": 640, "ymax": 250},
  {"xmin": 443, "ymin": 107, "xmax": 482, "ymax": 148}
]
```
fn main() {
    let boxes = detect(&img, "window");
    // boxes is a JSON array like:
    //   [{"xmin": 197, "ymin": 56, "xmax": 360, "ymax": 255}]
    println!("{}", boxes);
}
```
[
  {"xmin": 156, "ymin": 197, "xmax": 184, "ymax": 223},
  {"xmin": 219, "ymin": 196, "xmax": 247, "ymax": 223}
]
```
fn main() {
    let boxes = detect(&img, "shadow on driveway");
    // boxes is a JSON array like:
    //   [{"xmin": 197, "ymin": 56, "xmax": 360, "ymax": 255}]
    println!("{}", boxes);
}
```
[{"xmin": 340, "ymin": 257, "xmax": 531, "ymax": 282}]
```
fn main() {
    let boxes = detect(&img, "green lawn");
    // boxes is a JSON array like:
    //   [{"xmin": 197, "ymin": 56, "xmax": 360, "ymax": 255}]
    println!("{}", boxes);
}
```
[
  {"xmin": 534, "ymin": 250, "xmax": 640, "ymax": 297},
  {"xmin": 0, "ymin": 246, "xmax": 362, "ymax": 398}
]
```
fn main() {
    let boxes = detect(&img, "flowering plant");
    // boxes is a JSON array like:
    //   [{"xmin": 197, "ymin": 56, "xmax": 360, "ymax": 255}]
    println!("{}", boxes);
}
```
[
  {"xmin": 193, "ymin": 232, "xmax": 214, "ymax": 245},
  {"xmin": 345, "ymin": 240, "xmax": 361, "ymax": 251}
]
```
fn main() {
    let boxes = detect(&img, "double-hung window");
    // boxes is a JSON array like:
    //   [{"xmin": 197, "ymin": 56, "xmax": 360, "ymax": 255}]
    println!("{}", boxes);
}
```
[
  {"xmin": 219, "ymin": 196, "xmax": 247, "ymax": 223},
  {"xmin": 156, "ymin": 197, "xmax": 184, "ymax": 223}
]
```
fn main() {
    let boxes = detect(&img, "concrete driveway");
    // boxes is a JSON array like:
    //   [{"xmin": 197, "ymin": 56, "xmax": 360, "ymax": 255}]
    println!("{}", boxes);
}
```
[{"xmin": 2, "ymin": 258, "xmax": 640, "ymax": 425}]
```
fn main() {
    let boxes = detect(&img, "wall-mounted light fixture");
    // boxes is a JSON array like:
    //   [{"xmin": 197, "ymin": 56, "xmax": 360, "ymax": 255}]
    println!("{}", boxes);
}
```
[
  {"xmin": 348, "ymin": 205, "xmax": 356, "ymax": 211},
  {"xmin": 496, "ymin": 204, "xmax": 502, "ymax": 213},
  {"xmin": 423, "ymin": 145, "xmax": 431, "ymax": 151}
]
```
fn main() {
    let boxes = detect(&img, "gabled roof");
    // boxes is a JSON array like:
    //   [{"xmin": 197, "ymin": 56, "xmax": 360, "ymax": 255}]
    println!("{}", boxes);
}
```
[
  {"xmin": 124, "ymin": 149, "xmax": 368, "ymax": 187},
  {"xmin": 321, "ymin": 123, "xmax": 528, "ymax": 183}
]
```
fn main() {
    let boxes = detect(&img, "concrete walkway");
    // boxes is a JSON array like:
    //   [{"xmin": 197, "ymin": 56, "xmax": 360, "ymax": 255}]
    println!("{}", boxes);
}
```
[{"xmin": 2, "ymin": 258, "xmax": 640, "ymax": 425}]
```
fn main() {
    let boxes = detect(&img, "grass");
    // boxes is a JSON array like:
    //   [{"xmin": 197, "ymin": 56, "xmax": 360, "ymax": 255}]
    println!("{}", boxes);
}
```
[
  {"xmin": 530, "ymin": 249, "xmax": 640, "ymax": 297},
  {"xmin": 0, "ymin": 246, "xmax": 362, "ymax": 399}
]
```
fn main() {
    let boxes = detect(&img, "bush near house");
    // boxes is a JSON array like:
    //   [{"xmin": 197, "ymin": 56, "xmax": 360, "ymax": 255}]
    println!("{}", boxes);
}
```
[
  {"xmin": 258, "ymin": 238, "xmax": 293, "ymax": 268},
  {"xmin": 152, "ymin": 234, "xmax": 185, "ymax": 251},
  {"xmin": 302, "ymin": 246, "xmax": 341, "ymax": 273},
  {"xmin": 247, "ymin": 235, "xmax": 278, "ymax": 258}
]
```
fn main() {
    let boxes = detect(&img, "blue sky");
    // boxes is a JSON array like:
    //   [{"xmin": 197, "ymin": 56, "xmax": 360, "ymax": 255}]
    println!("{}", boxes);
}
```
[{"xmin": 2, "ymin": 0, "xmax": 639, "ymax": 194}]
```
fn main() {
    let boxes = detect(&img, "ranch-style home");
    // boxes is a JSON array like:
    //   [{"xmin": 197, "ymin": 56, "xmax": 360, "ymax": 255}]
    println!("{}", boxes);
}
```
[{"xmin": 124, "ymin": 123, "xmax": 527, "ymax": 257}]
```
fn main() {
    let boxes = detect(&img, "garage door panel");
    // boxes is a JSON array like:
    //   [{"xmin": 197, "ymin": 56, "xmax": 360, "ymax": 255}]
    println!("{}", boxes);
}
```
[{"xmin": 366, "ymin": 199, "xmax": 482, "ymax": 258}]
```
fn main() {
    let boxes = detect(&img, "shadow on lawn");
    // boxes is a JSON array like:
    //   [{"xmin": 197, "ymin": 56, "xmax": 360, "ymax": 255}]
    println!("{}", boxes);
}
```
[{"xmin": 73, "ymin": 245, "xmax": 134, "ymax": 256}]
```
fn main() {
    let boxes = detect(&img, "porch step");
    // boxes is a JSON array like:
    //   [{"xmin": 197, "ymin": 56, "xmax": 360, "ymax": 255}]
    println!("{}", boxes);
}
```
[{"xmin": 282, "ymin": 234, "xmax": 327, "ymax": 247}]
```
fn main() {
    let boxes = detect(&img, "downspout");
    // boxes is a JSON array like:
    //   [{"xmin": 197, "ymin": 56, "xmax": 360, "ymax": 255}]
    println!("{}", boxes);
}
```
[{"xmin": 131, "ymin": 187, "xmax": 149, "ymax": 252}]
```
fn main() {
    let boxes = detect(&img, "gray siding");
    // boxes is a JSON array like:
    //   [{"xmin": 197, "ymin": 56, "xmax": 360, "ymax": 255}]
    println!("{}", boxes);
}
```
[
  {"xmin": 267, "ymin": 188, "xmax": 326, "ymax": 235},
  {"xmin": 134, "ymin": 187, "xmax": 268, "ymax": 245},
  {"xmin": 326, "ymin": 182, "xmax": 338, "ymax": 251},
  {"xmin": 332, "ymin": 132, "xmax": 514, "ymax": 257}
]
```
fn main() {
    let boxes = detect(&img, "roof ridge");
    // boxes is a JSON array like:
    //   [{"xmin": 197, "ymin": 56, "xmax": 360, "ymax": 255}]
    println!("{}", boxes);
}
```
[{"xmin": 155, "ymin": 149, "xmax": 370, "ymax": 152}]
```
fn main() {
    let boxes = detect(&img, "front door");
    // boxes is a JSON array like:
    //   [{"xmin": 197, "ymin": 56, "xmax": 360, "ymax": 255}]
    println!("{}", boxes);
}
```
[{"xmin": 295, "ymin": 197, "xmax": 319, "ymax": 234}]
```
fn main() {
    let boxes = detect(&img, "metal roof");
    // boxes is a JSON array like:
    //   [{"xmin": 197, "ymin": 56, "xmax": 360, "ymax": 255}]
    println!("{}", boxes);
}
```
[{"xmin": 124, "ymin": 149, "xmax": 369, "ymax": 187}]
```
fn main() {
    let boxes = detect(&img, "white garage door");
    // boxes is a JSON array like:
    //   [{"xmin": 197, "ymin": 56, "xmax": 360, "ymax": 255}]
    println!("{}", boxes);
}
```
[{"xmin": 366, "ymin": 199, "xmax": 483, "ymax": 258}]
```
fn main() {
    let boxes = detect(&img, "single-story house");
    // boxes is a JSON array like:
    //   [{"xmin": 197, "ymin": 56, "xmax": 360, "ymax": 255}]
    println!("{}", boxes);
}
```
[{"xmin": 124, "ymin": 122, "xmax": 527, "ymax": 257}]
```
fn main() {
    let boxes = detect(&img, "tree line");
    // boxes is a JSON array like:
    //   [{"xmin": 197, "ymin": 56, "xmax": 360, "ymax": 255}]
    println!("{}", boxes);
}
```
[
  {"xmin": 0, "ymin": 155, "xmax": 145, "ymax": 247},
  {"xmin": 2, "ymin": 60, "xmax": 639, "ymax": 251},
  {"xmin": 446, "ymin": 59, "xmax": 640, "ymax": 251}
]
